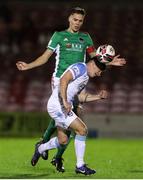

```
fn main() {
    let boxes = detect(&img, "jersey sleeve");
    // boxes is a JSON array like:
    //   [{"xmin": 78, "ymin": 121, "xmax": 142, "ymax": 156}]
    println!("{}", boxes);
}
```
[
  {"xmin": 69, "ymin": 63, "xmax": 86, "ymax": 80},
  {"xmin": 86, "ymin": 33, "xmax": 95, "ymax": 54},
  {"xmin": 47, "ymin": 31, "xmax": 61, "ymax": 51}
]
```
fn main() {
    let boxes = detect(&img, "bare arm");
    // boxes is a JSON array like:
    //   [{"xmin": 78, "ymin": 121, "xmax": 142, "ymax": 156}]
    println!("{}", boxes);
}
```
[
  {"xmin": 89, "ymin": 51, "xmax": 126, "ymax": 67},
  {"xmin": 60, "ymin": 71, "xmax": 73, "ymax": 113},
  {"xmin": 108, "ymin": 55, "xmax": 126, "ymax": 66},
  {"xmin": 16, "ymin": 49, "xmax": 53, "ymax": 71},
  {"xmin": 78, "ymin": 90, "xmax": 108, "ymax": 103}
]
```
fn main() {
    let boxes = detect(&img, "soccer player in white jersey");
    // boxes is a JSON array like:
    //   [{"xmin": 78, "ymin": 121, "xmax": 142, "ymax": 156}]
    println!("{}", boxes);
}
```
[{"xmin": 31, "ymin": 58, "xmax": 107, "ymax": 175}]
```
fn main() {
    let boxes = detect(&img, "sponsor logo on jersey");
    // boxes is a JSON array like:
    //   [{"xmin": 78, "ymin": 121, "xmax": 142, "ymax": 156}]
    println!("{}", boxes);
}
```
[
  {"xmin": 66, "ymin": 43, "xmax": 72, "ymax": 48},
  {"xmin": 66, "ymin": 43, "xmax": 83, "ymax": 52}
]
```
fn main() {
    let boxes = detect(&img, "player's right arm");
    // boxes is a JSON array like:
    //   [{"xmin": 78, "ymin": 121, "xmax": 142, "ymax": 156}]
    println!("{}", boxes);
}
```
[
  {"xmin": 16, "ymin": 49, "xmax": 53, "ymax": 71},
  {"xmin": 60, "ymin": 63, "xmax": 87, "ymax": 114},
  {"xmin": 16, "ymin": 31, "xmax": 61, "ymax": 71},
  {"xmin": 60, "ymin": 70, "xmax": 73, "ymax": 114}
]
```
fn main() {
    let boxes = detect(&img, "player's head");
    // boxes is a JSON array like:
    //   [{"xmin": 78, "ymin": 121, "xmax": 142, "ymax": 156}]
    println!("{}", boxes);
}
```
[
  {"xmin": 68, "ymin": 7, "xmax": 86, "ymax": 32},
  {"xmin": 87, "ymin": 59, "xmax": 106, "ymax": 77}
]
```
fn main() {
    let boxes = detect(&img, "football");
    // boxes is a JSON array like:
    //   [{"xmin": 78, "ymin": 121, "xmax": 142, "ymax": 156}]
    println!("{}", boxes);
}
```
[{"xmin": 96, "ymin": 44, "xmax": 115, "ymax": 63}]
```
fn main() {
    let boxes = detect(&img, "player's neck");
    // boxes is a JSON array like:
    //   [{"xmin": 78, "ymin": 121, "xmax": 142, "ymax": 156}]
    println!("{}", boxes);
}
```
[{"xmin": 67, "ymin": 28, "xmax": 79, "ymax": 34}]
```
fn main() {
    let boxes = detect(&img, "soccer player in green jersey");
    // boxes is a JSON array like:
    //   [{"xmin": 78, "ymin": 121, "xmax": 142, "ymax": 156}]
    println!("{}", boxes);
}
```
[{"xmin": 16, "ymin": 7, "xmax": 126, "ymax": 172}]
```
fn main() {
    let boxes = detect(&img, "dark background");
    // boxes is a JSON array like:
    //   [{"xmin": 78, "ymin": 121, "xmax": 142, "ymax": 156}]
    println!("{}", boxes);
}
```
[{"xmin": 0, "ymin": 0, "xmax": 143, "ymax": 137}]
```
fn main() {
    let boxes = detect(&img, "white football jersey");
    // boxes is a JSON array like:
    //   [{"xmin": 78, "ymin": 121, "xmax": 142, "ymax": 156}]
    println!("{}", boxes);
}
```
[
  {"xmin": 47, "ymin": 62, "xmax": 89, "ymax": 129},
  {"xmin": 52, "ymin": 62, "xmax": 89, "ymax": 105}
]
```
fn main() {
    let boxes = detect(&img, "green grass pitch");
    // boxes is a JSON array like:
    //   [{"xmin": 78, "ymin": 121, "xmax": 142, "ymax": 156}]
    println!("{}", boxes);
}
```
[{"xmin": 0, "ymin": 138, "xmax": 143, "ymax": 179}]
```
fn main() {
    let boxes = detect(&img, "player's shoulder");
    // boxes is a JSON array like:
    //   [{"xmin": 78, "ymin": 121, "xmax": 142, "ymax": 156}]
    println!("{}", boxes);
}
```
[
  {"xmin": 53, "ymin": 30, "xmax": 68, "ymax": 39},
  {"xmin": 53, "ymin": 31, "xmax": 60, "ymax": 35},
  {"xmin": 55, "ymin": 30, "xmax": 67, "ymax": 35},
  {"xmin": 52, "ymin": 30, "xmax": 63, "ymax": 36},
  {"xmin": 75, "ymin": 62, "xmax": 86, "ymax": 67},
  {"xmin": 79, "ymin": 31, "xmax": 90, "ymax": 37},
  {"xmin": 71, "ymin": 62, "xmax": 86, "ymax": 74}
]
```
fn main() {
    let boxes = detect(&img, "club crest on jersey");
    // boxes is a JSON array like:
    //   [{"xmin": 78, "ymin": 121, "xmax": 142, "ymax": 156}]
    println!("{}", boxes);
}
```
[
  {"xmin": 66, "ymin": 43, "xmax": 72, "ymax": 48},
  {"xmin": 79, "ymin": 37, "xmax": 84, "ymax": 43}
]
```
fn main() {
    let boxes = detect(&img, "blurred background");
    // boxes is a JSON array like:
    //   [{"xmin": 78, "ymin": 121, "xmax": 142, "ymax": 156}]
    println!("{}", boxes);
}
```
[{"xmin": 0, "ymin": 0, "xmax": 143, "ymax": 138}]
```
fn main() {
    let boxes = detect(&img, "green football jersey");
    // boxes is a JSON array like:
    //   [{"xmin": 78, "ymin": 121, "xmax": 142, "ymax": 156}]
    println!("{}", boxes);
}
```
[{"xmin": 47, "ymin": 30, "xmax": 94, "ymax": 77}]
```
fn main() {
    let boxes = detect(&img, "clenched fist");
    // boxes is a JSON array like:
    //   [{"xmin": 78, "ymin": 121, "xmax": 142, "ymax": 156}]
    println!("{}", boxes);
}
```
[
  {"xmin": 16, "ymin": 61, "xmax": 29, "ymax": 70},
  {"xmin": 98, "ymin": 90, "xmax": 109, "ymax": 99}
]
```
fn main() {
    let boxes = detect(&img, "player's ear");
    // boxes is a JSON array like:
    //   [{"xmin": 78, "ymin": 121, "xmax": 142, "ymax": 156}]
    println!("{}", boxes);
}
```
[{"xmin": 68, "ymin": 15, "xmax": 72, "ymax": 22}]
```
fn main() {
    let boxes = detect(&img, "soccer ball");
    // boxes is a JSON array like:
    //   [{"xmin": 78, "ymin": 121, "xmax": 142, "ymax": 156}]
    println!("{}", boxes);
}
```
[{"xmin": 95, "ymin": 44, "xmax": 115, "ymax": 63}]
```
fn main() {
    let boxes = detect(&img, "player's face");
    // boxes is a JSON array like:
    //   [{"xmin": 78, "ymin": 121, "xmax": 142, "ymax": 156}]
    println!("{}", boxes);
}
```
[
  {"xmin": 90, "ymin": 63, "xmax": 102, "ymax": 77},
  {"xmin": 68, "ymin": 13, "xmax": 85, "ymax": 32},
  {"xmin": 95, "ymin": 69, "xmax": 102, "ymax": 77}
]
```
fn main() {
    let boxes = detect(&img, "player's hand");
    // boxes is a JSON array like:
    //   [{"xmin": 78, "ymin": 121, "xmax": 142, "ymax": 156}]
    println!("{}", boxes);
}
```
[
  {"xmin": 16, "ymin": 61, "xmax": 29, "ymax": 70},
  {"xmin": 98, "ymin": 90, "xmax": 108, "ymax": 99},
  {"xmin": 108, "ymin": 55, "xmax": 126, "ymax": 66},
  {"xmin": 63, "ymin": 101, "xmax": 72, "ymax": 114}
]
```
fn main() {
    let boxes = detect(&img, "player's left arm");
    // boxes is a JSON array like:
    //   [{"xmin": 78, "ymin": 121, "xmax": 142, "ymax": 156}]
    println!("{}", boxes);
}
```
[
  {"xmin": 78, "ymin": 90, "xmax": 108, "ymax": 103},
  {"xmin": 86, "ymin": 33, "xmax": 97, "ymax": 58},
  {"xmin": 86, "ymin": 33, "xmax": 126, "ymax": 66},
  {"xmin": 88, "ymin": 51, "xmax": 126, "ymax": 67},
  {"xmin": 107, "ymin": 54, "xmax": 126, "ymax": 66}
]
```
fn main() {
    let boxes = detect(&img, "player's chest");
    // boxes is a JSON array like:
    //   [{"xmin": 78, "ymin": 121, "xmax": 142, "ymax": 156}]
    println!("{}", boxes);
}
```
[
  {"xmin": 60, "ymin": 35, "xmax": 87, "ymax": 51},
  {"xmin": 75, "ymin": 75, "xmax": 89, "ymax": 88}
]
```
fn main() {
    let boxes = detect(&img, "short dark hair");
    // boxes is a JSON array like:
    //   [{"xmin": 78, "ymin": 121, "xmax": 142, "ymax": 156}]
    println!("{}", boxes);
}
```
[
  {"xmin": 70, "ymin": 7, "xmax": 86, "ymax": 16},
  {"xmin": 94, "ymin": 60, "xmax": 106, "ymax": 71},
  {"xmin": 91, "ymin": 57, "xmax": 106, "ymax": 71}
]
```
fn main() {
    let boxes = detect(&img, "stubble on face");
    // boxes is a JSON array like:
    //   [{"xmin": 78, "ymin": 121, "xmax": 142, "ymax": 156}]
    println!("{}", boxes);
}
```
[{"xmin": 68, "ymin": 13, "xmax": 85, "ymax": 33}]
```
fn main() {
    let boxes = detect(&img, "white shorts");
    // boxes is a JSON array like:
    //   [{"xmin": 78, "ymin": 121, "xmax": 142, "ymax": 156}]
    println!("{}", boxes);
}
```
[{"xmin": 47, "ymin": 93, "xmax": 77, "ymax": 129}]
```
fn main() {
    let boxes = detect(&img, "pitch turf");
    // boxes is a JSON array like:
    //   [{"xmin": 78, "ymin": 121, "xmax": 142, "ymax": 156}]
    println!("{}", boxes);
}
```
[{"xmin": 0, "ymin": 138, "xmax": 143, "ymax": 179}]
